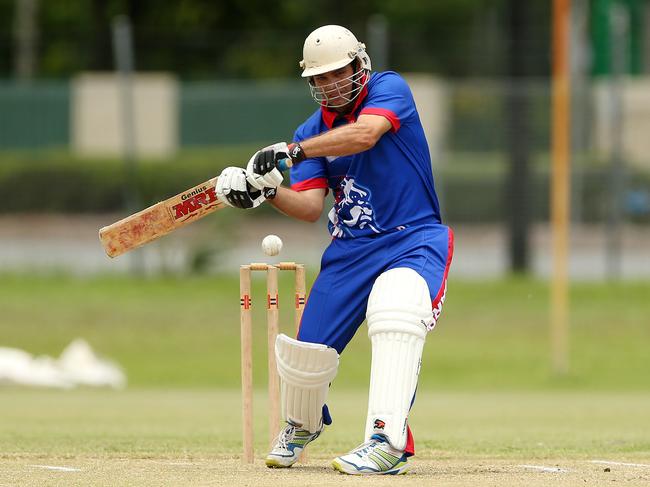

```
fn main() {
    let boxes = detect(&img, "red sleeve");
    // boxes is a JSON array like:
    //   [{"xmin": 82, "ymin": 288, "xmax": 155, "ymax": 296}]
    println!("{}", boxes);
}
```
[
  {"xmin": 359, "ymin": 107, "xmax": 401, "ymax": 132},
  {"xmin": 291, "ymin": 177, "xmax": 329, "ymax": 193}
]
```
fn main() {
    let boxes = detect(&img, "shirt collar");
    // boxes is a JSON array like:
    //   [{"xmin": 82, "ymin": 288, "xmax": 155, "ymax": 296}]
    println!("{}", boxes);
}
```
[{"xmin": 320, "ymin": 82, "xmax": 369, "ymax": 129}]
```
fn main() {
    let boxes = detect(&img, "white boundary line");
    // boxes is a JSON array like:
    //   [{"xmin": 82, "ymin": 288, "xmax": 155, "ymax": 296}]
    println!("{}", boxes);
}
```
[
  {"xmin": 519, "ymin": 464, "xmax": 569, "ymax": 473},
  {"xmin": 590, "ymin": 460, "xmax": 650, "ymax": 468},
  {"xmin": 27, "ymin": 465, "xmax": 81, "ymax": 472}
]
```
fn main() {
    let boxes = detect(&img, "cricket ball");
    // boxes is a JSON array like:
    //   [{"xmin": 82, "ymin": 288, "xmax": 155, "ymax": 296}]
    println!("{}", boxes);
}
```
[{"xmin": 262, "ymin": 235, "xmax": 283, "ymax": 256}]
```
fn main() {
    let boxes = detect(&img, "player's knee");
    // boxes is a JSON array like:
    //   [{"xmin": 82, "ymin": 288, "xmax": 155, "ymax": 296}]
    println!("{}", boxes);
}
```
[{"xmin": 366, "ymin": 267, "xmax": 433, "ymax": 338}]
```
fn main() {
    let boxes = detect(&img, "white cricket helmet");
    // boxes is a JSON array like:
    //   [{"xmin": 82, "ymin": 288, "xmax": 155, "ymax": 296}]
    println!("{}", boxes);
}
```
[
  {"xmin": 299, "ymin": 25, "xmax": 372, "ymax": 108},
  {"xmin": 300, "ymin": 25, "xmax": 371, "ymax": 77}
]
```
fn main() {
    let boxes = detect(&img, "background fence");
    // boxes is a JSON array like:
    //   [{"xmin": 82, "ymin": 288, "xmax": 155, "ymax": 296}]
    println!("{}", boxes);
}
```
[{"xmin": 1, "ymin": 77, "xmax": 649, "ymax": 224}]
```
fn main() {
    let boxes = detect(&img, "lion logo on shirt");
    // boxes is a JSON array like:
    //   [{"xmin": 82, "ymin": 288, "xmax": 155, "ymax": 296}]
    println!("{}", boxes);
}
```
[{"xmin": 329, "ymin": 177, "xmax": 382, "ymax": 237}]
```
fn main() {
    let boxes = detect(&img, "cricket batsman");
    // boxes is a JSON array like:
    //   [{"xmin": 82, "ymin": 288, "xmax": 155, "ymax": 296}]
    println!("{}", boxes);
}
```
[{"xmin": 215, "ymin": 25, "xmax": 454, "ymax": 475}]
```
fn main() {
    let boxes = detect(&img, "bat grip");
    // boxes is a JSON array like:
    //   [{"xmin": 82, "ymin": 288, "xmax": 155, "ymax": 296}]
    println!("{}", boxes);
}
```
[{"xmin": 277, "ymin": 158, "xmax": 293, "ymax": 172}]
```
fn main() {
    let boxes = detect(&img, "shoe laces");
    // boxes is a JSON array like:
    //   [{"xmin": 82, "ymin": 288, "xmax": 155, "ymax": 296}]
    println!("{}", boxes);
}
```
[
  {"xmin": 276, "ymin": 423, "xmax": 296, "ymax": 450},
  {"xmin": 354, "ymin": 435, "xmax": 384, "ymax": 456}
]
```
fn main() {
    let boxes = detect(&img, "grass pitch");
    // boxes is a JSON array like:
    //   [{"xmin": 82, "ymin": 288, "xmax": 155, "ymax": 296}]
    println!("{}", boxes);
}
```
[
  {"xmin": 0, "ymin": 389, "xmax": 649, "ymax": 486},
  {"xmin": 0, "ymin": 275, "xmax": 649, "ymax": 485}
]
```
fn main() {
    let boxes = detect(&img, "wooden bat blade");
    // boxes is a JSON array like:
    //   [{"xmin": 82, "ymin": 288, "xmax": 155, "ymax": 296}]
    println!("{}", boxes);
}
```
[{"xmin": 99, "ymin": 177, "xmax": 225, "ymax": 258}]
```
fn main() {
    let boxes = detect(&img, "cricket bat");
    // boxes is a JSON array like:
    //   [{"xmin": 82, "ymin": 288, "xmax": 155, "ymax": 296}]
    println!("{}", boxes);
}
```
[
  {"xmin": 99, "ymin": 177, "xmax": 224, "ymax": 258},
  {"xmin": 99, "ymin": 158, "xmax": 293, "ymax": 258}
]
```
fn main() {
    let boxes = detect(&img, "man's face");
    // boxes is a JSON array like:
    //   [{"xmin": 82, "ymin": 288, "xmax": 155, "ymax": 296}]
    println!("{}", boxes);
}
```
[{"xmin": 312, "ymin": 63, "xmax": 355, "ymax": 109}]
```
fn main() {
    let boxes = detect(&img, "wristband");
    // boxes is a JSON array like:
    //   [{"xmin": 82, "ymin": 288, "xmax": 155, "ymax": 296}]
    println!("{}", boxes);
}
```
[
  {"xmin": 263, "ymin": 187, "xmax": 277, "ymax": 200},
  {"xmin": 288, "ymin": 143, "xmax": 307, "ymax": 163}
]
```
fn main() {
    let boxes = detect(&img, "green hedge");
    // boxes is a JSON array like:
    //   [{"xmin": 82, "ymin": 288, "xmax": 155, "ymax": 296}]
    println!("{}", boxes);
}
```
[
  {"xmin": 0, "ymin": 149, "xmax": 247, "ymax": 213},
  {"xmin": 1, "ymin": 151, "xmax": 649, "ymax": 223}
]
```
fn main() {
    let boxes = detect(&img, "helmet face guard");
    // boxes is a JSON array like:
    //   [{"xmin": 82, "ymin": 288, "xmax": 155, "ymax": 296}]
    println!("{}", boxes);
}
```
[
  {"xmin": 308, "ymin": 67, "xmax": 369, "ymax": 108},
  {"xmin": 299, "ymin": 25, "xmax": 372, "ymax": 108}
]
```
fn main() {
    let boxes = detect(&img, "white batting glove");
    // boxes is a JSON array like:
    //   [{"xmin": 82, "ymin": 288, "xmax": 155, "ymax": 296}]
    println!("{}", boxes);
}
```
[
  {"xmin": 245, "ymin": 142, "xmax": 289, "ymax": 191},
  {"xmin": 215, "ymin": 167, "xmax": 266, "ymax": 209}
]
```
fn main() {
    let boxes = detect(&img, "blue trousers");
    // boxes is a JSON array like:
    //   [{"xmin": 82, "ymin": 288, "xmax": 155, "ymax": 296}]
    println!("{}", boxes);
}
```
[{"xmin": 297, "ymin": 223, "xmax": 454, "ymax": 353}]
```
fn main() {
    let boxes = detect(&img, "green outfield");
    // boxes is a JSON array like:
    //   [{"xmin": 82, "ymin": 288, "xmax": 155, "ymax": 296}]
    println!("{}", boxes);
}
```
[
  {"xmin": 1, "ymin": 274, "xmax": 648, "ymax": 389},
  {"xmin": 0, "ymin": 275, "xmax": 649, "ymax": 485}
]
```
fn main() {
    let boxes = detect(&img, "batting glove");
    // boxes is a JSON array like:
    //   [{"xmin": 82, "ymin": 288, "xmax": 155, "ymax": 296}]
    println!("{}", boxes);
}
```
[
  {"xmin": 215, "ymin": 166, "xmax": 267, "ymax": 209},
  {"xmin": 246, "ymin": 142, "xmax": 306, "ymax": 191}
]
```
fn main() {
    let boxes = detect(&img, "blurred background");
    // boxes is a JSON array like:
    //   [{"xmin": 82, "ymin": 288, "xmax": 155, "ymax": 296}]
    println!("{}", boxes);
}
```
[
  {"xmin": 0, "ymin": 4, "xmax": 649, "ymax": 479},
  {"xmin": 0, "ymin": 0, "xmax": 649, "ymax": 388},
  {"xmin": 0, "ymin": 0, "xmax": 649, "ymax": 279}
]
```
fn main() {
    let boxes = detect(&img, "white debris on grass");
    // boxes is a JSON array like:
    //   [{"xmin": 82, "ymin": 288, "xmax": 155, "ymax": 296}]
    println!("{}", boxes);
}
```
[
  {"xmin": 0, "ymin": 338, "xmax": 126, "ymax": 389},
  {"xmin": 0, "ymin": 347, "xmax": 72, "ymax": 388}
]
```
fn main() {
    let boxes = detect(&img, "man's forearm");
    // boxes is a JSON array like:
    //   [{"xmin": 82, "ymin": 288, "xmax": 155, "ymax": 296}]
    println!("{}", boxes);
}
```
[
  {"xmin": 299, "ymin": 122, "xmax": 376, "ymax": 158},
  {"xmin": 268, "ymin": 187, "xmax": 325, "ymax": 223}
]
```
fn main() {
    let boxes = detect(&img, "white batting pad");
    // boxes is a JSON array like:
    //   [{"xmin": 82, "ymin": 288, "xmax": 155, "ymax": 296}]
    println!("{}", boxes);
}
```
[
  {"xmin": 365, "ymin": 267, "xmax": 433, "ymax": 451},
  {"xmin": 275, "ymin": 334, "xmax": 339, "ymax": 433}
]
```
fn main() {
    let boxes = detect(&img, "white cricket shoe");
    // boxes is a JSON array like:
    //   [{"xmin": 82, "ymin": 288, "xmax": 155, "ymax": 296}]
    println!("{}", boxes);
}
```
[
  {"xmin": 331, "ymin": 434, "xmax": 410, "ymax": 475},
  {"xmin": 265, "ymin": 421, "xmax": 322, "ymax": 468}
]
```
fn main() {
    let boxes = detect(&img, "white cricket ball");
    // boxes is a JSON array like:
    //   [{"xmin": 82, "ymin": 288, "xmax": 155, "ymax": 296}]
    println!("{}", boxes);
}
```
[{"xmin": 262, "ymin": 235, "xmax": 283, "ymax": 256}]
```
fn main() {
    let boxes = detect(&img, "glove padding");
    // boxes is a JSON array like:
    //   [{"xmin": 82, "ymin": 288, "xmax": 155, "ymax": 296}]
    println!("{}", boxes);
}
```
[
  {"xmin": 215, "ymin": 166, "xmax": 266, "ymax": 209},
  {"xmin": 246, "ymin": 142, "xmax": 289, "ymax": 191}
]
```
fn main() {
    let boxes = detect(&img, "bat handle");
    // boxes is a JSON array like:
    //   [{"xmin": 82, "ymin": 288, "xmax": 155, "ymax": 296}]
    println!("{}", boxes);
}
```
[{"xmin": 277, "ymin": 157, "xmax": 293, "ymax": 172}]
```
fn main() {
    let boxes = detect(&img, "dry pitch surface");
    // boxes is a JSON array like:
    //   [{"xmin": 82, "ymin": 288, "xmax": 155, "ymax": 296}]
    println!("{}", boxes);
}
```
[
  {"xmin": 2, "ymin": 457, "xmax": 650, "ymax": 487},
  {"xmin": 1, "ymin": 389, "xmax": 649, "ymax": 486}
]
